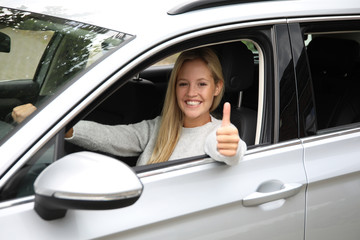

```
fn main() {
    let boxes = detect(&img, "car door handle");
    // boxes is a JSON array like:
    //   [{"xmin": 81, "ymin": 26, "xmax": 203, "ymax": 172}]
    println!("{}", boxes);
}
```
[{"xmin": 242, "ymin": 182, "xmax": 303, "ymax": 207}]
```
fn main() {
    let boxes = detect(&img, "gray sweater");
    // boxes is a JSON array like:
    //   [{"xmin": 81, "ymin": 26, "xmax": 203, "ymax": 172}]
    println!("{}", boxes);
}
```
[{"xmin": 67, "ymin": 116, "xmax": 246, "ymax": 166}]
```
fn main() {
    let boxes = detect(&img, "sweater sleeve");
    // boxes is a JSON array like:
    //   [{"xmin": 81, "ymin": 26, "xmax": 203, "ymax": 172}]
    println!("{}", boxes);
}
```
[
  {"xmin": 67, "ymin": 117, "xmax": 159, "ymax": 157},
  {"xmin": 204, "ymin": 125, "xmax": 247, "ymax": 166}
]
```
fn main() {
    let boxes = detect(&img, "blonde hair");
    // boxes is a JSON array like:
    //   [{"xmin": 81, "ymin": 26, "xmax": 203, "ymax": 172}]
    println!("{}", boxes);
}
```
[{"xmin": 147, "ymin": 47, "xmax": 224, "ymax": 164}]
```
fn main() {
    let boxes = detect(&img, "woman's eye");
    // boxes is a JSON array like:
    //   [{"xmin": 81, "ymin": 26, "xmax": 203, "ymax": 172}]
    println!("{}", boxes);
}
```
[
  {"xmin": 199, "ymin": 82, "xmax": 207, "ymax": 86},
  {"xmin": 178, "ymin": 82, "xmax": 188, "ymax": 87}
]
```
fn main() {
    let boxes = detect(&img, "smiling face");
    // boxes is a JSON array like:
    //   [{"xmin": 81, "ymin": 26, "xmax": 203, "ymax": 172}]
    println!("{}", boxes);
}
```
[{"xmin": 176, "ymin": 58, "xmax": 223, "ymax": 128}]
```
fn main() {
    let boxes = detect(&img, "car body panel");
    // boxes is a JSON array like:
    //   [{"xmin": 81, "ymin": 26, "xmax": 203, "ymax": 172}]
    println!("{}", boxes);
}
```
[
  {"xmin": 303, "ymin": 129, "xmax": 360, "ymax": 239},
  {"xmin": 0, "ymin": 143, "xmax": 306, "ymax": 239}
]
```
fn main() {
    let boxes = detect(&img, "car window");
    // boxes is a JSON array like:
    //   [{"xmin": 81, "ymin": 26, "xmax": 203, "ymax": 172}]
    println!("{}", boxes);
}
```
[
  {"xmin": 0, "ymin": 7, "xmax": 133, "ymax": 141},
  {"xmin": 0, "ymin": 136, "xmax": 57, "ymax": 200},
  {"xmin": 154, "ymin": 53, "xmax": 180, "ymax": 66},
  {"xmin": 68, "ymin": 40, "xmax": 263, "ymax": 165},
  {"xmin": 154, "ymin": 40, "xmax": 258, "ymax": 67},
  {"xmin": 304, "ymin": 27, "xmax": 360, "ymax": 131}
]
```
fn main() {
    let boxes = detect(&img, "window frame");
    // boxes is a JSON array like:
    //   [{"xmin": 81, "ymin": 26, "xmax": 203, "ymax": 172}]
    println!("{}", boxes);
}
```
[
  {"xmin": 70, "ymin": 25, "xmax": 276, "ymax": 172},
  {"xmin": 296, "ymin": 17, "xmax": 360, "ymax": 134}
]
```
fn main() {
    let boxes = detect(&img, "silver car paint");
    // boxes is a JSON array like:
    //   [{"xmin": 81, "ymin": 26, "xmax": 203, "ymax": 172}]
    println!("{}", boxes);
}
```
[
  {"xmin": 0, "ymin": 141, "xmax": 306, "ymax": 239},
  {"xmin": 0, "ymin": 0, "xmax": 359, "ymax": 239},
  {"xmin": 303, "ymin": 128, "xmax": 360, "ymax": 239}
]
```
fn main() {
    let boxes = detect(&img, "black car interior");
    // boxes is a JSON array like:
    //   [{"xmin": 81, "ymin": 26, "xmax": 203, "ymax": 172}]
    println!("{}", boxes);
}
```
[{"xmin": 307, "ymin": 36, "xmax": 360, "ymax": 130}]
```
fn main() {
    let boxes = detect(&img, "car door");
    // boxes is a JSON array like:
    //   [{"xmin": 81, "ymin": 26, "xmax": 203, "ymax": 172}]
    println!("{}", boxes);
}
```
[
  {"xmin": 0, "ymin": 19, "xmax": 307, "ymax": 240},
  {"xmin": 290, "ymin": 18, "xmax": 360, "ymax": 239}
]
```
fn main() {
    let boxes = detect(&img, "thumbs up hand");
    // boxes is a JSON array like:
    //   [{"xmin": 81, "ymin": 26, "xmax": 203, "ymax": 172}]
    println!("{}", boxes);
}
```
[{"xmin": 216, "ymin": 102, "xmax": 240, "ymax": 157}]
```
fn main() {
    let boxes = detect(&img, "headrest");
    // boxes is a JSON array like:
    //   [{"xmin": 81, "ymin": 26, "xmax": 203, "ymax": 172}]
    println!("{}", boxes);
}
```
[
  {"xmin": 212, "ymin": 41, "xmax": 254, "ymax": 92},
  {"xmin": 307, "ymin": 37, "xmax": 360, "ymax": 74}
]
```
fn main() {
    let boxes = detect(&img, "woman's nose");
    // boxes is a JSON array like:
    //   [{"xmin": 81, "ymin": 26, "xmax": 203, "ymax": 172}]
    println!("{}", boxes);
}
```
[{"xmin": 186, "ymin": 84, "xmax": 197, "ymax": 96}]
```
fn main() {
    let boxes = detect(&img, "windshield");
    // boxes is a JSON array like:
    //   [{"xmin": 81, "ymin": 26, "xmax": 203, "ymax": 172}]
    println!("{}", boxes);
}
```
[{"xmin": 0, "ymin": 7, "xmax": 133, "ymax": 140}]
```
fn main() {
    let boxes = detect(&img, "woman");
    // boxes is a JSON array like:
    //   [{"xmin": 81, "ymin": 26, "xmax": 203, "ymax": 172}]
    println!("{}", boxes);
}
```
[{"xmin": 13, "ymin": 47, "xmax": 246, "ymax": 165}]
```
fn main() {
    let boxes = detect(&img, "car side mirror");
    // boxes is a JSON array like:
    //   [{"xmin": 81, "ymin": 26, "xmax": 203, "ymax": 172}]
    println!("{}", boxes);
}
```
[
  {"xmin": 33, "ymin": 152, "xmax": 143, "ymax": 221},
  {"xmin": 0, "ymin": 32, "xmax": 10, "ymax": 53}
]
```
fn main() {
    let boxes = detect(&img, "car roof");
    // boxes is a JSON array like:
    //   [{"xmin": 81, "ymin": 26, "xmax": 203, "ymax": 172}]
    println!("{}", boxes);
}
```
[
  {"xmin": 2, "ymin": 0, "xmax": 360, "ymax": 64},
  {"xmin": 2, "ymin": 0, "xmax": 360, "ymax": 37}
]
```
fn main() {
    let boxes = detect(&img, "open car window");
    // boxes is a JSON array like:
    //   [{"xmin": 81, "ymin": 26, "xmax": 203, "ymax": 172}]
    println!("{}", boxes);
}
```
[
  {"xmin": 67, "ymin": 40, "xmax": 263, "ymax": 167},
  {"xmin": 0, "ymin": 7, "xmax": 133, "ymax": 141}
]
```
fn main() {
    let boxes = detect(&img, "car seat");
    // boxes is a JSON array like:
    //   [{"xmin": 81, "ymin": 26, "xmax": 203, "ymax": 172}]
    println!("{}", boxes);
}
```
[{"xmin": 212, "ymin": 41, "xmax": 257, "ymax": 146}]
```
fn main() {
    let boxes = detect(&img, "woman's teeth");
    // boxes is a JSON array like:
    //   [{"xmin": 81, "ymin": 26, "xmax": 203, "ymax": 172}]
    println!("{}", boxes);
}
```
[{"xmin": 186, "ymin": 101, "xmax": 200, "ymax": 106}]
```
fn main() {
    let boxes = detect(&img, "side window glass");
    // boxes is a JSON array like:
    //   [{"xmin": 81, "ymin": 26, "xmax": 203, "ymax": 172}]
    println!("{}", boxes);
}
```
[
  {"xmin": 305, "ymin": 30, "xmax": 360, "ymax": 130},
  {"xmin": 0, "ymin": 136, "xmax": 59, "ymax": 200},
  {"xmin": 154, "ymin": 53, "xmax": 180, "ymax": 66},
  {"xmin": 0, "ymin": 7, "xmax": 133, "ymax": 142}
]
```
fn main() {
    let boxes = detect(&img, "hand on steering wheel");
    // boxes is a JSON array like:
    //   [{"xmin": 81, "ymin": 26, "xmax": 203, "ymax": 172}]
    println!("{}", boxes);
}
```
[{"xmin": 11, "ymin": 103, "xmax": 37, "ymax": 124}]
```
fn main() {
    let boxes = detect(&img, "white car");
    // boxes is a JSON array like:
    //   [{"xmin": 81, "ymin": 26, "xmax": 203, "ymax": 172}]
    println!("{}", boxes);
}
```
[{"xmin": 0, "ymin": 0, "xmax": 360, "ymax": 239}]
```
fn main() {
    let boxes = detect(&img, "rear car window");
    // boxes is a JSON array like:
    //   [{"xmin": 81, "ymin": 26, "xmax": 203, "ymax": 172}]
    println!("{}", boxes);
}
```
[{"xmin": 305, "ymin": 30, "xmax": 360, "ymax": 131}]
